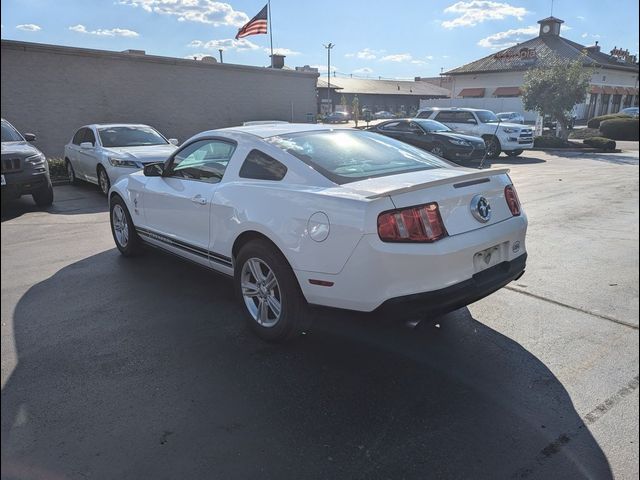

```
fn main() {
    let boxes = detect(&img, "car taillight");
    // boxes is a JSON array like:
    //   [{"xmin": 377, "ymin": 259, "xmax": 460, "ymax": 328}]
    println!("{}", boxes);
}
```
[
  {"xmin": 377, "ymin": 202, "xmax": 448, "ymax": 243},
  {"xmin": 504, "ymin": 184, "xmax": 521, "ymax": 216}
]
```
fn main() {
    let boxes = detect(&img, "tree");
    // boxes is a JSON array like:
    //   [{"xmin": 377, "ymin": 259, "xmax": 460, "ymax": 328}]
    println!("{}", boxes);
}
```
[
  {"xmin": 521, "ymin": 55, "xmax": 591, "ymax": 140},
  {"xmin": 352, "ymin": 95, "xmax": 360, "ymax": 127},
  {"xmin": 340, "ymin": 94, "xmax": 348, "ymax": 109}
]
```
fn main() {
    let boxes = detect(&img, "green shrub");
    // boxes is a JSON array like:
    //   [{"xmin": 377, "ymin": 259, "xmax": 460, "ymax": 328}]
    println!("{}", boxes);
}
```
[
  {"xmin": 533, "ymin": 135, "xmax": 570, "ymax": 148},
  {"xmin": 587, "ymin": 113, "xmax": 629, "ymax": 129},
  {"xmin": 599, "ymin": 118, "xmax": 640, "ymax": 141},
  {"xmin": 47, "ymin": 157, "xmax": 67, "ymax": 180},
  {"xmin": 568, "ymin": 127, "xmax": 600, "ymax": 139},
  {"xmin": 583, "ymin": 137, "xmax": 616, "ymax": 150}
]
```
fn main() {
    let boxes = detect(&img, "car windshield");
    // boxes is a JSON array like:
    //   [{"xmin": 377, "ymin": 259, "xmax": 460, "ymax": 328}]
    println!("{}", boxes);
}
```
[
  {"xmin": 98, "ymin": 126, "xmax": 167, "ymax": 147},
  {"xmin": 412, "ymin": 119, "xmax": 452, "ymax": 132},
  {"xmin": 1, "ymin": 121, "xmax": 24, "ymax": 142},
  {"xmin": 266, "ymin": 130, "xmax": 447, "ymax": 184},
  {"xmin": 476, "ymin": 111, "xmax": 500, "ymax": 123}
]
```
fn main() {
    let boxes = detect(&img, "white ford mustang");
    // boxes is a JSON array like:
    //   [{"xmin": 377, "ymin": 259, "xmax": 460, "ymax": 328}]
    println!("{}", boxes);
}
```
[{"xmin": 108, "ymin": 123, "xmax": 527, "ymax": 341}]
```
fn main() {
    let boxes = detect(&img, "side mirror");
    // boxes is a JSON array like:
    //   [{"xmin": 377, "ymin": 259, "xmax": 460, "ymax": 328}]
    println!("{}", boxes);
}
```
[
  {"xmin": 80, "ymin": 142, "xmax": 93, "ymax": 149},
  {"xmin": 24, "ymin": 133, "xmax": 36, "ymax": 142},
  {"xmin": 143, "ymin": 162, "xmax": 165, "ymax": 177},
  {"xmin": 168, "ymin": 138, "xmax": 179, "ymax": 146}
]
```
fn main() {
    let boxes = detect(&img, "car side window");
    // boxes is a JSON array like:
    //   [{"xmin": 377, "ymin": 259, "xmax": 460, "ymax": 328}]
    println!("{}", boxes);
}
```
[
  {"xmin": 456, "ymin": 112, "xmax": 476, "ymax": 123},
  {"xmin": 416, "ymin": 111, "xmax": 432, "ymax": 119},
  {"xmin": 169, "ymin": 139, "xmax": 236, "ymax": 183},
  {"xmin": 379, "ymin": 121, "xmax": 400, "ymax": 131},
  {"xmin": 239, "ymin": 149, "xmax": 287, "ymax": 181},
  {"xmin": 434, "ymin": 111, "xmax": 457, "ymax": 123},
  {"xmin": 83, "ymin": 128, "xmax": 97, "ymax": 145},
  {"xmin": 72, "ymin": 128, "xmax": 86, "ymax": 145}
]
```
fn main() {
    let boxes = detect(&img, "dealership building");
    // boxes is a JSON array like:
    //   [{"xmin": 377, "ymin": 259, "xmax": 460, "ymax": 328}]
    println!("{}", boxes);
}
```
[{"xmin": 421, "ymin": 16, "xmax": 639, "ymax": 121}]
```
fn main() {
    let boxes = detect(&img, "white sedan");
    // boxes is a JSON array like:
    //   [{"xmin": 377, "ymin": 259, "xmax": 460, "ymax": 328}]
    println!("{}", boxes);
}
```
[
  {"xmin": 64, "ymin": 123, "xmax": 178, "ymax": 195},
  {"xmin": 108, "ymin": 124, "xmax": 527, "ymax": 342}
]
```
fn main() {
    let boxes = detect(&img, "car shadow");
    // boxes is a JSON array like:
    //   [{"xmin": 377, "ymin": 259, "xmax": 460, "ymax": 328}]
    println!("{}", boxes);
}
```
[
  {"xmin": 490, "ymin": 155, "xmax": 547, "ymax": 166},
  {"xmin": 1, "ymin": 183, "xmax": 107, "ymax": 222},
  {"xmin": 1, "ymin": 249, "xmax": 612, "ymax": 480}
]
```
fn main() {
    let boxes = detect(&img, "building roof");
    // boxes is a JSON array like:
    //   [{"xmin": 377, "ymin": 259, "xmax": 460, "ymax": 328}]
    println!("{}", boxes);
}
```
[
  {"xmin": 445, "ymin": 34, "xmax": 639, "ymax": 75},
  {"xmin": 316, "ymin": 77, "xmax": 450, "ymax": 97}
]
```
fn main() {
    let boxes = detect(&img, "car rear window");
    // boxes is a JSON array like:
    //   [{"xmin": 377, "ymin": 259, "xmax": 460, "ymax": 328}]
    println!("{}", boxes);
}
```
[{"xmin": 266, "ymin": 130, "xmax": 447, "ymax": 185}]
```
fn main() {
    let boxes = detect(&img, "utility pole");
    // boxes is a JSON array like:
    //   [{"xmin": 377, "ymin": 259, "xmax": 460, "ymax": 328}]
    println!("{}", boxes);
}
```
[
  {"xmin": 323, "ymin": 43, "xmax": 334, "ymax": 113},
  {"xmin": 218, "ymin": 49, "xmax": 223, "ymax": 63}
]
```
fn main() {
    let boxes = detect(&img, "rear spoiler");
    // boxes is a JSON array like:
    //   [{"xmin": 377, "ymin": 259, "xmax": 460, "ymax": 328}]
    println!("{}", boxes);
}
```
[{"xmin": 366, "ymin": 168, "xmax": 511, "ymax": 199}]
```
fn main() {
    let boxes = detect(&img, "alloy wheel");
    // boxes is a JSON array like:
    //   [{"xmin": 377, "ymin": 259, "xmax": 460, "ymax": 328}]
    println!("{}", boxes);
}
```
[
  {"xmin": 67, "ymin": 163, "xmax": 75, "ymax": 182},
  {"xmin": 99, "ymin": 169, "xmax": 110, "ymax": 194},
  {"xmin": 241, "ymin": 258, "xmax": 282, "ymax": 327},
  {"xmin": 431, "ymin": 145, "xmax": 445, "ymax": 157},
  {"xmin": 112, "ymin": 204, "xmax": 129, "ymax": 248}
]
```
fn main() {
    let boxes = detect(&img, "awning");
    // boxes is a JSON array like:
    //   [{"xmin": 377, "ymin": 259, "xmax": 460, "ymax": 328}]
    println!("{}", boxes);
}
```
[
  {"xmin": 602, "ymin": 86, "xmax": 616, "ymax": 95},
  {"xmin": 613, "ymin": 87, "xmax": 627, "ymax": 95},
  {"xmin": 493, "ymin": 86, "xmax": 521, "ymax": 97},
  {"xmin": 458, "ymin": 88, "xmax": 485, "ymax": 97},
  {"xmin": 590, "ymin": 85, "xmax": 603, "ymax": 94}
]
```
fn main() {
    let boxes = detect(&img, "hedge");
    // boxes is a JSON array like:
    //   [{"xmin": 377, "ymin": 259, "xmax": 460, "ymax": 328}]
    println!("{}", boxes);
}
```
[
  {"xmin": 599, "ymin": 118, "xmax": 640, "ymax": 141},
  {"xmin": 47, "ymin": 157, "xmax": 67, "ymax": 180},
  {"xmin": 583, "ymin": 137, "xmax": 616, "ymax": 150},
  {"xmin": 533, "ymin": 136, "xmax": 570, "ymax": 148},
  {"xmin": 587, "ymin": 113, "xmax": 630, "ymax": 129}
]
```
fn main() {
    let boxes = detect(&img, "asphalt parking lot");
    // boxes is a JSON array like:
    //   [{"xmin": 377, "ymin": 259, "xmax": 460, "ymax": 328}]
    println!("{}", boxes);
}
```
[{"xmin": 1, "ymin": 149, "xmax": 638, "ymax": 480}]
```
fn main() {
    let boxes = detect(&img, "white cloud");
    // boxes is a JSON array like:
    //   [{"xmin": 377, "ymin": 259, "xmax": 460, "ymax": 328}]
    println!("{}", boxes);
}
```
[
  {"xmin": 118, "ymin": 0, "xmax": 248, "ymax": 27},
  {"xmin": 411, "ymin": 60, "xmax": 427, "ymax": 65},
  {"xmin": 442, "ymin": 1, "xmax": 528, "ymax": 29},
  {"xmin": 188, "ymin": 38, "xmax": 259, "ymax": 51},
  {"xmin": 353, "ymin": 67, "xmax": 373, "ymax": 74},
  {"xmin": 581, "ymin": 32, "xmax": 601, "ymax": 40},
  {"xmin": 380, "ymin": 53, "xmax": 413, "ymax": 62},
  {"xmin": 16, "ymin": 24, "xmax": 41, "ymax": 32},
  {"xmin": 345, "ymin": 48, "xmax": 382, "ymax": 60},
  {"xmin": 269, "ymin": 47, "xmax": 301, "ymax": 56},
  {"xmin": 69, "ymin": 24, "xmax": 139, "ymax": 37},
  {"xmin": 477, "ymin": 25, "xmax": 537, "ymax": 49},
  {"xmin": 311, "ymin": 64, "xmax": 339, "ymax": 73},
  {"xmin": 577, "ymin": 15, "xmax": 585, "ymax": 20}
]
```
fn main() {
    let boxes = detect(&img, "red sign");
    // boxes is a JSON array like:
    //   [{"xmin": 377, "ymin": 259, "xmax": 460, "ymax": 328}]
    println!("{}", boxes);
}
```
[{"xmin": 494, "ymin": 48, "xmax": 537, "ymax": 61}]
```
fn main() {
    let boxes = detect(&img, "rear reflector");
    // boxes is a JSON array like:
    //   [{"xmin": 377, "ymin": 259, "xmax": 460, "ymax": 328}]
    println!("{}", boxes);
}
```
[
  {"xmin": 504, "ymin": 185, "xmax": 521, "ymax": 216},
  {"xmin": 377, "ymin": 202, "xmax": 448, "ymax": 243}
]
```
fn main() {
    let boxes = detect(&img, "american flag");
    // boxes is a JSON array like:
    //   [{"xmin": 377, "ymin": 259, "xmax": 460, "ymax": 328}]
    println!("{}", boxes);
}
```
[{"xmin": 235, "ymin": 4, "xmax": 268, "ymax": 39}]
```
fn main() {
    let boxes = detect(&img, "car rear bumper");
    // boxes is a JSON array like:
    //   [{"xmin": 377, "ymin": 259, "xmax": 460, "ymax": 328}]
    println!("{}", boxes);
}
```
[
  {"xmin": 295, "ymin": 214, "xmax": 528, "ymax": 312},
  {"xmin": 376, "ymin": 253, "xmax": 526, "ymax": 317}
]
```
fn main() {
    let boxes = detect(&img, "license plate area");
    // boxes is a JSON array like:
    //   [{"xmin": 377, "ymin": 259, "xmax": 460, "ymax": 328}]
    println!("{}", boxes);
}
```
[{"xmin": 473, "ymin": 242, "xmax": 508, "ymax": 273}]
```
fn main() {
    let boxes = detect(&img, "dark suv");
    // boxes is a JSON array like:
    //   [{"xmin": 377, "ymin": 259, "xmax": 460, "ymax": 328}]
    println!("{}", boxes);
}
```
[{"xmin": 1, "ymin": 119, "xmax": 53, "ymax": 206}]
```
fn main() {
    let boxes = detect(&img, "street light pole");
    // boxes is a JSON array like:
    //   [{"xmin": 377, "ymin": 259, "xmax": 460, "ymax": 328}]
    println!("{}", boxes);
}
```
[{"xmin": 323, "ymin": 43, "xmax": 334, "ymax": 113}]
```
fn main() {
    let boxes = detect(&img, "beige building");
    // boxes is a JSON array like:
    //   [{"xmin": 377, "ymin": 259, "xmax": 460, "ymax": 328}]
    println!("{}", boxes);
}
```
[{"xmin": 421, "ymin": 17, "xmax": 639, "ymax": 121}]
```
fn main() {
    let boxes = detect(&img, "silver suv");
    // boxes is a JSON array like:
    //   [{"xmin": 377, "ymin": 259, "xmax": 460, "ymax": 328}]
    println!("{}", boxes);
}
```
[{"xmin": 416, "ymin": 108, "xmax": 533, "ymax": 158}]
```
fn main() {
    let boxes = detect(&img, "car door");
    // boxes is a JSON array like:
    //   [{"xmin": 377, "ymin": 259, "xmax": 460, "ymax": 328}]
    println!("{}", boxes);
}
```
[
  {"xmin": 67, "ymin": 128, "xmax": 87, "ymax": 178},
  {"xmin": 433, "ymin": 111, "xmax": 462, "ymax": 132},
  {"xmin": 141, "ymin": 138, "xmax": 236, "ymax": 265},
  {"xmin": 452, "ymin": 111, "xmax": 479, "ymax": 136},
  {"xmin": 377, "ymin": 121, "xmax": 404, "ymax": 140},
  {"xmin": 77, "ymin": 128, "xmax": 100, "ymax": 182}
]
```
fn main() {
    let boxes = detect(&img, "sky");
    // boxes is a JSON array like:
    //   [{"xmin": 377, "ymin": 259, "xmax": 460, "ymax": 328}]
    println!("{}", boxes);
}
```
[{"xmin": 1, "ymin": 0, "xmax": 639, "ymax": 79}]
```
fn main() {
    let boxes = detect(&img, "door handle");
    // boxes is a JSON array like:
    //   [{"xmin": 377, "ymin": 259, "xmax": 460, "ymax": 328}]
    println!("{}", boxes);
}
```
[{"xmin": 191, "ymin": 194, "xmax": 207, "ymax": 205}]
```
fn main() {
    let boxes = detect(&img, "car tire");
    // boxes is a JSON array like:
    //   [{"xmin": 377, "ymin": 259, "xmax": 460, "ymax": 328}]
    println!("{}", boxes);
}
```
[
  {"xmin": 66, "ymin": 159, "xmax": 79, "ymax": 185},
  {"xmin": 97, "ymin": 165, "xmax": 111, "ymax": 196},
  {"xmin": 484, "ymin": 136, "xmax": 502, "ymax": 159},
  {"xmin": 32, "ymin": 181, "xmax": 54, "ymax": 207},
  {"xmin": 110, "ymin": 195, "xmax": 142, "ymax": 257},
  {"xmin": 235, "ymin": 239, "xmax": 309, "ymax": 342},
  {"xmin": 429, "ymin": 143, "xmax": 447, "ymax": 158},
  {"xmin": 506, "ymin": 149, "xmax": 523, "ymax": 157}
]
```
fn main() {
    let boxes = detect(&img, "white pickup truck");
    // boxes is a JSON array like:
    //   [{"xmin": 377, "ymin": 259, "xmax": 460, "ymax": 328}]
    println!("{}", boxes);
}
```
[{"xmin": 416, "ymin": 108, "xmax": 534, "ymax": 158}]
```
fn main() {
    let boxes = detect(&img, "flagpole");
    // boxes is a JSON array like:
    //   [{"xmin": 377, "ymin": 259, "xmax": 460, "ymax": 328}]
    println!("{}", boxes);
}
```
[{"xmin": 268, "ymin": 0, "xmax": 274, "ymax": 59}]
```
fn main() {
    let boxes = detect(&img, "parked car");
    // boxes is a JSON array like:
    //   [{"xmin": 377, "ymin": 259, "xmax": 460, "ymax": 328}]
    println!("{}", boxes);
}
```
[
  {"xmin": 619, "ymin": 107, "xmax": 639, "ymax": 118},
  {"xmin": 322, "ymin": 112, "xmax": 350, "ymax": 124},
  {"xmin": 109, "ymin": 123, "xmax": 528, "ymax": 342},
  {"xmin": 1, "ymin": 118, "xmax": 53, "ymax": 206},
  {"xmin": 374, "ymin": 111, "xmax": 396, "ymax": 119},
  {"xmin": 369, "ymin": 119, "xmax": 486, "ymax": 164},
  {"xmin": 416, "ymin": 108, "xmax": 533, "ymax": 158},
  {"xmin": 64, "ymin": 124, "xmax": 178, "ymax": 195},
  {"xmin": 496, "ymin": 112, "xmax": 525, "ymax": 124}
]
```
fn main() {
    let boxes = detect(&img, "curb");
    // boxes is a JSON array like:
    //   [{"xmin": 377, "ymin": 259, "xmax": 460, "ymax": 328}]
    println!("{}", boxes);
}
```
[
  {"xmin": 51, "ymin": 178, "xmax": 70, "ymax": 186},
  {"xmin": 530, "ymin": 148, "xmax": 622, "ymax": 153}
]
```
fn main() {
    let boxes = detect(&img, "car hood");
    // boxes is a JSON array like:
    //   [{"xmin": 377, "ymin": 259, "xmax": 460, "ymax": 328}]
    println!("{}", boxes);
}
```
[
  {"xmin": 493, "ymin": 122, "xmax": 525, "ymax": 129},
  {"xmin": 103, "ymin": 144, "xmax": 177, "ymax": 163},
  {"xmin": 433, "ymin": 132, "xmax": 485, "ymax": 145},
  {"xmin": 1, "ymin": 141, "xmax": 42, "ymax": 158}
]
